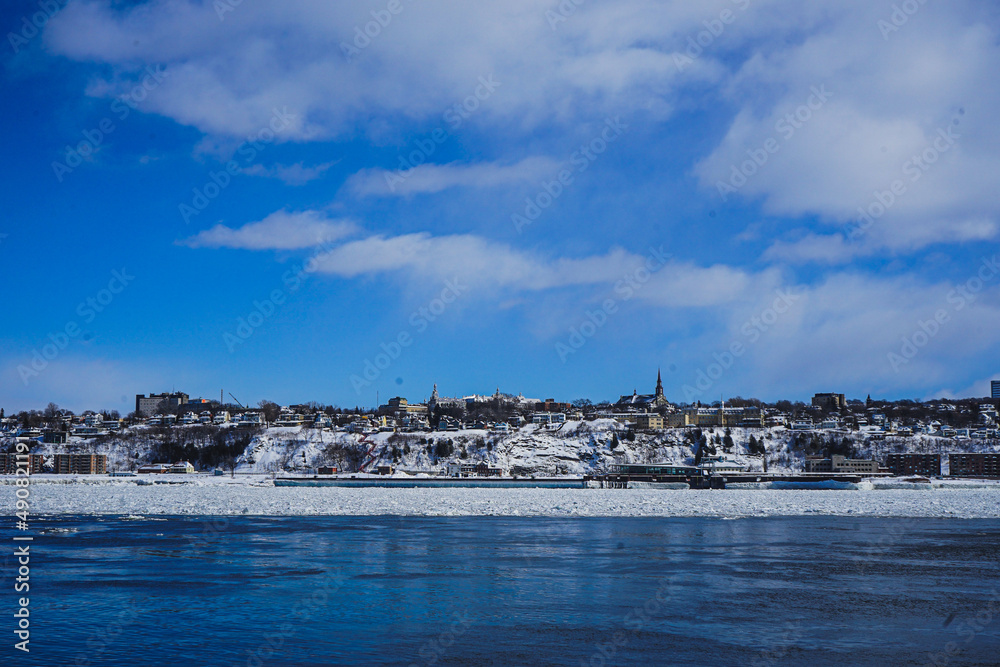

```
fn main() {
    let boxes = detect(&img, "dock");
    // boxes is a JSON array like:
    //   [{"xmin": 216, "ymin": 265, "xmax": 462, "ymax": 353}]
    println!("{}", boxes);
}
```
[
  {"xmin": 584, "ymin": 472, "xmax": 890, "ymax": 489},
  {"xmin": 274, "ymin": 476, "xmax": 587, "ymax": 489}
]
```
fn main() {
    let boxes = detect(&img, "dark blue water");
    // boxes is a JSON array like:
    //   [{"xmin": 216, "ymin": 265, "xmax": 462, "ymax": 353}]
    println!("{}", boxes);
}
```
[{"xmin": 3, "ymin": 516, "xmax": 999, "ymax": 665}]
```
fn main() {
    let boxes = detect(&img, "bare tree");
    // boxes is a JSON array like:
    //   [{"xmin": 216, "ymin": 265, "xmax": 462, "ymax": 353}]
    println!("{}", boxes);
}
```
[{"xmin": 258, "ymin": 400, "xmax": 281, "ymax": 424}]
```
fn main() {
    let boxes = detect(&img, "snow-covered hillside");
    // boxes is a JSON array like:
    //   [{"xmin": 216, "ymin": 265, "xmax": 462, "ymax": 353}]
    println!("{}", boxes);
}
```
[{"xmin": 16, "ymin": 420, "xmax": 1000, "ymax": 476}]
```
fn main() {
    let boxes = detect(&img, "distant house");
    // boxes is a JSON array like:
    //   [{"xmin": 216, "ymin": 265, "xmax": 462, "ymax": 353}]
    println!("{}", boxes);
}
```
[
  {"xmin": 236, "ymin": 412, "xmax": 263, "ymax": 426},
  {"xmin": 138, "ymin": 463, "xmax": 170, "ymax": 474},
  {"xmin": 437, "ymin": 416, "xmax": 460, "ymax": 431},
  {"xmin": 534, "ymin": 398, "xmax": 572, "ymax": 413},
  {"xmin": 531, "ymin": 413, "xmax": 565, "ymax": 428},
  {"xmin": 812, "ymin": 393, "xmax": 846, "ymax": 411},
  {"xmin": 135, "ymin": 392, "xmax": 188, "ymax": 417},
  {"xmin": 275, "ymin": 411, "xmax": 308, "ymax": 427},
  {"xmin": 635, "ymin": 413, "xmax": 664, "ymax": 430},
  {"xmin": 42, "ymin": 431, "xmax": 69, "ymax": 444},
  {"xmin": 169, "ymin": 461, "xmax": 195, "ymax": 474}
]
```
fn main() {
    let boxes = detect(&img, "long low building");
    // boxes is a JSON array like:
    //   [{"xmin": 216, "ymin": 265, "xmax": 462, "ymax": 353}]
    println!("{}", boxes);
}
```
[
  {"xmin": 53, "ymin": 454, "xmax": 107, "ymax": 475},
  {"xmin": 0, "ymin": 453, "xmax": 45, "ymax": 474},
  {"xmin": 609, "ymin": 463, "xmax": 699, "ymax": 476},
  {"xmin": 665, "ymin": 407, "xmax": 765, "ymax": 428},
  {"xmin": 804, "ymin": 455, "xmax": 879, "ymax": 475},
  {"xmin": 949, "ymin": 453, "xmax": 1000, "ymax": 478},
  {"xmin": 886, "ymin": 453, "xmax": 941, "ymax": 477}
]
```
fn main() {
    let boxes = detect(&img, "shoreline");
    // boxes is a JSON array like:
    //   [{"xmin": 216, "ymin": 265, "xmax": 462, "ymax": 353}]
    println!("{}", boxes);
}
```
[{"xmin": 6, "ymin": 484, "xmax": 999, "ymax": 519}]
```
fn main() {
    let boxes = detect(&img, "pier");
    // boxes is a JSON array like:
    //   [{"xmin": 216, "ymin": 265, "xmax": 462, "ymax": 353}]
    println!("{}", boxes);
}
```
[{"xmin": 584, "ymin": 471, "xmax": 891, "ymax": 489}]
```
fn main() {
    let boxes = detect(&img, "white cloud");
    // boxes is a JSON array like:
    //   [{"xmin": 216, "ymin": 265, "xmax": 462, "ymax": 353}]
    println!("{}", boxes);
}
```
[
  {"xmin": 42, "ymin": 1, "xmax": 721, "ymax": 140},
  {"xmin": 181, "ymin": 204, "xmax": 774, "ymax": 308},
  {"xmin": 182, "ymin": 210, "xmax": 357, "ymax": 250},
  {"xmin": 244, "ymin": 161, "xmax": 339, "ymax": 185},
  {"xmin": 346, "ymin": 157, "xmax": 561, "ymax": 197},
  {"xmin": 694, "ymin": 1, "xmax": 1000, "ymax": 254},
  {"xmin": 763, "ymin": 233, "xmax": 864, "ymax": 266},
  {"xmin": 304, "ymin": 229, "xmax": 776, "ymax": 311},
  {"xmin": 716, "ymin": 269, "xmax": 1000, "ymax": 397},
  {"xmin": 43, "ymin": 1, "xmax": 1000, "ymax": 261}
]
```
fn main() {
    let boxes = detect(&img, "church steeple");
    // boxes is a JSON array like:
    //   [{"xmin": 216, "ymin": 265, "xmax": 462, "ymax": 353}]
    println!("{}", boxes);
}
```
[{"xmin": 655, "ymin": 368, "xmax": 664, "ymax": 398}]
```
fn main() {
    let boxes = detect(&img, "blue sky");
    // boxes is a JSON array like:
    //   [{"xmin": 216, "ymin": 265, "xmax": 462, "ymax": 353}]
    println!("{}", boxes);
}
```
[{"xmin": 3, "ymin": 0, "xmax": 1000, "ymax": 413}]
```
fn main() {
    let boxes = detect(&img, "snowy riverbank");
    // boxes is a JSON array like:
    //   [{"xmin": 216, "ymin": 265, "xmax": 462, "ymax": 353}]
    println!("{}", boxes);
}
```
[{"xmin": 6, "ymin": 480, "xmax": 1000, "ymax": 518}]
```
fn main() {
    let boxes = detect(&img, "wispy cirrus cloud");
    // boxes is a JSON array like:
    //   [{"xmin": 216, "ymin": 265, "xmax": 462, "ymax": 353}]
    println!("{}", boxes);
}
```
[
  {"xmin": 182, "ymin": 210, "xmax": 357, "ymax": 250},
  {"xmin": 345, "ymin": 157, "xmax": 561, "ymax": 197},
  {"xmin": 244, "ymin": 160, "xmax": 340, "ymax": 185}
]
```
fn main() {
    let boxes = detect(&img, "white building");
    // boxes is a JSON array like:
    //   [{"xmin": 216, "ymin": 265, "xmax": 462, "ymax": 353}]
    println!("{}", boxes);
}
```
[{"xmin": 698, "ymin": 455, "xmax": 745, "ymax": 475}]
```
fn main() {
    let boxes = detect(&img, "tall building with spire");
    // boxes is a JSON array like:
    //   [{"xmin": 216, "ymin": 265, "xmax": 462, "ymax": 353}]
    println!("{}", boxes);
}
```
[
  {"xmin": 615, "ymin": 370, "xmax": 671, "ymax": 410},
  {"xmin": 427, "ymin": 383, "xmax": 464, "ymax": 411}
]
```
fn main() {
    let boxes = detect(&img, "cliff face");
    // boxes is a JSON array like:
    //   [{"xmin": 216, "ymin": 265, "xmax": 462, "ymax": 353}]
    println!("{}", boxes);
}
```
[{"xmin": 13, "ymin": 419, "xmax": 1000, "ymax": 476}]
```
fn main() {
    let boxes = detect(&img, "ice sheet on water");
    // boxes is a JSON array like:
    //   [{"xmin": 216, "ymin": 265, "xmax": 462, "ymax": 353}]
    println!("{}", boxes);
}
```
[{"xmin": 5, "ymin": 484, "xmax": 1000, "ymax": 518}]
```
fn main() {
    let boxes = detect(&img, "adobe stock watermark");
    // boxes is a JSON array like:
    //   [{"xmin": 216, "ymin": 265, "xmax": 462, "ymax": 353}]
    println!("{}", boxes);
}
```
[
  {"xmin": 751, "ymin": 623, "xmax": 805, "ymax": 667},
  {"xmin": 556, "ymin": 245, "xmax": 670, "ymax": 363},
  {"xmin": 888, "ymin": 255, "xmax": 998, "ymax": 373},
  {"xmin": 513, "ymin": 116, "xmax": 628, "ymax": 234},
  {"xmin": 223, "ymin": 234, "xmax": 344, "ymax": 352},
  {"xmin": 350, "ymin": 278, "xmax": 469, "ymax": 393},
  {"xmin": 878, "ymin": 0, "xmax": 931, "ymax": 41},
  {"xmin": 340, "ymin": 0, "xmax": 417, "ymax": 62},
  {"xmin": 18, "ymin": 268, "xmax": 135, "ymax": 386},
  {"xmin": 52, "ymin": 65, "xmax": 169, "ymax": 182},
  {"xmin": 213, "ymin": 0, "xmax": 244, "ymax": 21},
  {"xmin": 382, "ymin": 75, "xmax": 501, "ymax": 193},
  {"xmin": 682, "ymin": 288, "xmax": 800, "ymax": 401},
  {"xmin": 179, "ymin": 107, "xmax": 298, "ymax": 224},
  {"xmin": 924, "ymin": 589, "xmax": 1000, "ymax": 667},
  {"xmin": 716, "ymin": 84, "xmax": 832, "ymax": 202},
  {"xmin": 7, "ymin": 0, "xmax": 67, "ymax": 54},
  {"xmin": 845, "ymin": 124, "xmax": 959, "ymax": 242},
  {"xmin": 673, "ymin": 0, "xmax": 752, "ymax": 72},
  {"xmin": 545, "ymin": 0, "xmax": 586, "ymax": 30}
]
